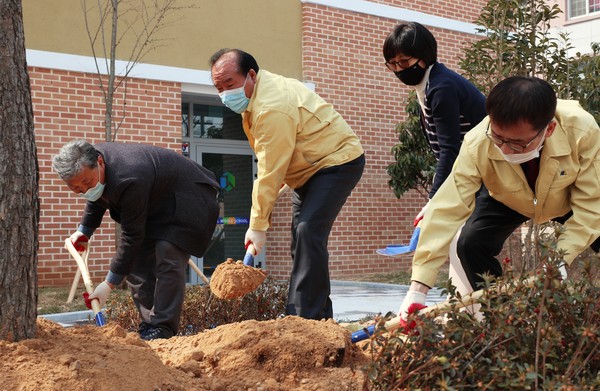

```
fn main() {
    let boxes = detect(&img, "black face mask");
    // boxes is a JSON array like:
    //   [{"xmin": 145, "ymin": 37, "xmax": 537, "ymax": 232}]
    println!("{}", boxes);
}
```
[{"xmin": 394, "ymin": 62, "xmax": 426, "ymax": 86}]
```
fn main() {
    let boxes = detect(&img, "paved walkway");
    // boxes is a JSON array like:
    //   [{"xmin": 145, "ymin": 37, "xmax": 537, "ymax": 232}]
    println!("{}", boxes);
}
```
[
  {"xmin": 331, "ymin": 280, "xmax": 446, "ymax": 322},
  {"xmin": 40, "ymin": 281, "xmax": 448, "ymax": 326}
]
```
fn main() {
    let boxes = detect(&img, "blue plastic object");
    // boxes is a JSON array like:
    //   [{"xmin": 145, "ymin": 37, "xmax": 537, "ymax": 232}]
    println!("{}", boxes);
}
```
[
  {"xmin": 95, "ymin": 312, "xmax": 106, "ymax": 326},
  {"xmin": 376, "ymin": 227, "xmax": 421, "ymax": 256},
  {"xmin": 351, "ymin": 325, "xmax": 376, "ymax": 343},
  {"xmin": 242, "ymin": 251, "xmax": 254, "ymax": 266}
]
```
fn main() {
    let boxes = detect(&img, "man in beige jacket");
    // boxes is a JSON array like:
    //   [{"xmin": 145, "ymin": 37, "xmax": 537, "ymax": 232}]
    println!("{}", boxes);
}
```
[
  {"xmin": 210, "ymin": 48, "xmax": 364, "ymax": 320},
  {"xmin": 399, "ymin": 76, "xmax": 600, "ymax": 319}
]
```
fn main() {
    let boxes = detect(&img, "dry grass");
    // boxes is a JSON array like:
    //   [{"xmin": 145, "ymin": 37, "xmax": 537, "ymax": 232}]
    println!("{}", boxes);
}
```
[{"xmin": 37, "ymin": 286, "xmax": 130, "ymax": 315}]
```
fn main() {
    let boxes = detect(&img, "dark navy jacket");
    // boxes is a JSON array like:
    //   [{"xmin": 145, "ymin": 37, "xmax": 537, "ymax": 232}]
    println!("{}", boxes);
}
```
[
  {"xmin": 421, "ymin": 62, "xmax": 486, "ymax": 198},
  {"xmin": 79, "ymin": 143, "xmax": 219, "ymax": 278}
]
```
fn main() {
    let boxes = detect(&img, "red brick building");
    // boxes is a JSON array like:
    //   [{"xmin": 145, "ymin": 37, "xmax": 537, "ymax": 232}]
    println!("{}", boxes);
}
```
[{"xmin": 24, "ymin": 0, "xmax": 488, "ymax": 286}]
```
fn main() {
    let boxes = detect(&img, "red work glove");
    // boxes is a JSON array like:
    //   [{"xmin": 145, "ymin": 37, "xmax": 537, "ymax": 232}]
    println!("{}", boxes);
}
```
[
  {"xmin": 399, "ymin": 302, "xmax": 428, "ymax": 334},
  {"xmin": 83, "ymin": 281, "xmax": 112, "ymax": 309},
  {"xmin": 244, "ymin": 229, "xmax": 266, "ymax": 255},
  {"xmin": 82, "ymin": 292, "xmax": 92, "ymax": 309},
  {"xmin": 414, "ymin": 200, "xmax": 430, "ymax": 227},
  {"xmin": 88, "ymin": 281, "xmax": 112, "ymax": 309},
  {"xmin": 70, "ymin": 232, "xmax": 89, "ymax": 252}
]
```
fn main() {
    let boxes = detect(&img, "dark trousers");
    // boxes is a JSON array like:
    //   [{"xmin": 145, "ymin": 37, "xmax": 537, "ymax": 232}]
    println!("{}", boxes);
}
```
[
  {"xmin": 126, "ymin": 240, "xmax": 189, "ymax": 334},
  {"xmin": 286, "ymin": 154, "xmax": 365, "ymax": 320},
  {"xmin": 457, "ymin": 186, "xmax": 600, "ymax": 290}
]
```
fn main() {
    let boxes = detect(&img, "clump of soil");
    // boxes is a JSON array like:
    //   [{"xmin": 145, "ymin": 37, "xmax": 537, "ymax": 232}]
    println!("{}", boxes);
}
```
[
  {"xmin": 210, "ymin": 258, "xmax": 268, "ymax": 299},
  {"xmin": 0, "ymin": 317, "xmax": 370, "ymax": 390}
]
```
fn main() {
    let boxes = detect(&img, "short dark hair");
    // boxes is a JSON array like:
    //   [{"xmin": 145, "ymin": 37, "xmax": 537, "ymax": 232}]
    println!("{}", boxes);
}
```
[
  {"xmin": 486, "ymin": 76, "xmax": 557, "ymax": 130},
  {"xmin": 383, "ymin": 22, "xmax": 437, "ymax": 66},
  {"xmin": 209, "ymin": 48, "xmax": 260, "ymax": 75}
]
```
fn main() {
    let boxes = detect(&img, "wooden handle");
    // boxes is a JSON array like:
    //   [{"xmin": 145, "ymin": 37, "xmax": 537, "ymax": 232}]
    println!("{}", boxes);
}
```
[
  {"xmin": 383, "ymin": 276, "xmax": 538, "ymax": 333},
  {"xmin": 188, "ymin": 259, "xmax": 210, "ymax": 284},
  {"xmin": 66, "ymin": 244, "xmax": 89, "ymax": 304},
  {"xmin": 64, "ymin": 239, "xmax": 102, "ymax": 315},
  {"xmin": 66, "ymin": 268, "xmax": 82, "ymax": 304}
]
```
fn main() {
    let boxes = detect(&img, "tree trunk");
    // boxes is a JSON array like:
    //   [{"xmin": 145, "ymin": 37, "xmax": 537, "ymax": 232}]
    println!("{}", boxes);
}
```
[{"xmin": 0, "ymin": 0, "xmax": 39, "ymax": 341}]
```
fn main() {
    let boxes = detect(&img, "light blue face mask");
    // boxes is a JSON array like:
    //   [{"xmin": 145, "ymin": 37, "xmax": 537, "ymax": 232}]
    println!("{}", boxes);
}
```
[
  {"xmin": 79, "ymin": 165, "xmax": 105, "ymax": 202},
  {"xmin": 219, "ymin": 74, "xmax": 250, "ymax": 114}
]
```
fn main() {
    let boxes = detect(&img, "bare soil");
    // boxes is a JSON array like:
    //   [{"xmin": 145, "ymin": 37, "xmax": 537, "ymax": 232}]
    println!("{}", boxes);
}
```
[
  {"xmin": 210, "ymin": 259, "xmax": 267, "ymax": 299},
  {"xmin": 0, "ymin": 316, "xmax": 371, "ymax": 390}
]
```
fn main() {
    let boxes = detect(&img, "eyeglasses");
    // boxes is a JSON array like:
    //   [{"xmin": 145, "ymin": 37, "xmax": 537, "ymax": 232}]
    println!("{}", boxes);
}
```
[
  {"xmin": 385, "ymin": 57, "xmax": 415, "ymax": 71},
  {"xmin": 486, "ymin": 122, "xmax": 549, "ymax": 152}
]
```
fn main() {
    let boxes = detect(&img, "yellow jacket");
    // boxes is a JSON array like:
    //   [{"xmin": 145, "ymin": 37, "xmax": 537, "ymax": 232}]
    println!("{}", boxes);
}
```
[
  {"xmin": 412, "ymin": 99, "xmax": 600, "ymax": 287},
  {"xmin": 242, "ymin": 70, "xmax": 363, "ymax": 230}
]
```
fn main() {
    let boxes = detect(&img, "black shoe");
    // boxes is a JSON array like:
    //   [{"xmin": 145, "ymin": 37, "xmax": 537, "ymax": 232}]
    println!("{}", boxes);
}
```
[
  {"xmin": 140, "ymin": 325, "xmax": 173, "ymax": 341},
  {"xmin": 138, "ymin": 322, "xmax": 151, "ymax": 334}
]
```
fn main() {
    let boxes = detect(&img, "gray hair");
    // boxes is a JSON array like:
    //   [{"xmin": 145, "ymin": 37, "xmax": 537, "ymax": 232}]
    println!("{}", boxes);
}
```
[{"xmin": 52, "ymin": 140, "xmax": 98, "ymax": 180}]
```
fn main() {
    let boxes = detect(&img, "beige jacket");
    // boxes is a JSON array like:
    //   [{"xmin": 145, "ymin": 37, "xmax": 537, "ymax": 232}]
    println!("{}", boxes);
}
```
[
  {"xmin": 242, "ymin": 70, "xmax": 363, "ymax": 230},
  {"xmin": 412, "ymin": 99, "xmax": 600, "ymax": 287}
]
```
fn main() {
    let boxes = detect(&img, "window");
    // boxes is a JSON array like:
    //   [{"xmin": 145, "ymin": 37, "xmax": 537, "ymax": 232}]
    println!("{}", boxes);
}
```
[
  {"xmin": 181, "ymin": 99, "xmax": 246, "ymax": 141},
  {"xmin": 569, "ymin": 0, "xmax": 600, "ymax": 18}
]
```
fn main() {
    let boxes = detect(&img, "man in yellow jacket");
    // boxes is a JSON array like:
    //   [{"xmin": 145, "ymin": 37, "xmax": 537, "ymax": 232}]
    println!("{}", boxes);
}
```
[
  {"xmin": 210, "ymin": 48, "xmax": 365, "ymax": 320},
  {"xmin": 399, "ymin": 76, "xmax": 600, "ymax": 319}
]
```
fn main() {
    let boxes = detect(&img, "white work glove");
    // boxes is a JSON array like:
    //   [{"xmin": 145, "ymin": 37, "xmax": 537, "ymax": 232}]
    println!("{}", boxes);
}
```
[
  {"xmin": 558, "ymin": 263, "xmax": 568, "ymax": 280},
  {"xmin": 244, "ymin": 229, "xmax": 267, "ymax": 255},
  {"xmin": 399, "ymin": 290, "xmax": 427, "ymax": 320},
  {"xmin": 414, "ymin": 200, "xmax": 431, "ymax": 227},
  {"xmin": 69, "ymin": 231, "xmax": 89, "ymax": 252},
  {"xmin": 88, "ymin": 281, "xmax": 112, "ymax": 309}
]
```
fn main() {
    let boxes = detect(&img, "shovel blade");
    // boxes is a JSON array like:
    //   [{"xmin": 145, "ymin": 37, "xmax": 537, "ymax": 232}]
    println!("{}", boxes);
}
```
[{"xmin": 376, "ymin": 227, "xmax": 420, "ymax": 257}]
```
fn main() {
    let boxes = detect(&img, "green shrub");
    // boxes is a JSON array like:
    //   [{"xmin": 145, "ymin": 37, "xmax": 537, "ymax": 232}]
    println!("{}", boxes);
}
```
[
  {"xmin": 363, "ymin": 251, "xmax": 600, "ymax": 390},
  {"xmin": 104, "ymin": 276, "xmax": 288, "ymax": 335}
]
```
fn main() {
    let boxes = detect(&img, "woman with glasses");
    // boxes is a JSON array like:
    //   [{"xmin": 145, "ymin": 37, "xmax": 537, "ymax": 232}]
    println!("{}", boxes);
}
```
[
  {"xmin": 383, "ymin": 22, "xmax": 487, "ymax": 316},
  {"xmin": 397, "ymin": 76, "xmax": 600, "ymax": 323},
  {"xmin": 383, "ymin": 22, "xmax": 486, "ymax": 220}
]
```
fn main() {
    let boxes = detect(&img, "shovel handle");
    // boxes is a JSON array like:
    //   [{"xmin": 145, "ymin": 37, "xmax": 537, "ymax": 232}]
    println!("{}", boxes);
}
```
[
  {"xmin": 188, "ymin": 259, "xmax": 210, "ymax": 284},
  {"xmin": 243, "ymin": 243, "xmax": 255, "ymax": 266},
  {"xmin": 64, "ymin": 239, "xmax": 106, "ymax": 326},
  {"xmin": 351, "ymin": 276, "xmax": 537, "ymax": 343}
]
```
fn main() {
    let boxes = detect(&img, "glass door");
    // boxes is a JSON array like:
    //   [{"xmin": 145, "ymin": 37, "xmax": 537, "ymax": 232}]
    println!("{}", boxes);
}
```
[{"xmin": 189, "ymin": 141, "xmax": 258, "ymax": 283}]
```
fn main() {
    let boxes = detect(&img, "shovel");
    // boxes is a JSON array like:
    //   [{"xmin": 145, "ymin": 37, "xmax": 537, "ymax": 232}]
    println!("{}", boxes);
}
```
[
  {"xmin": 351, "ymin": 275, "xmax": 537, "ymax": 343},
  {"xmin": 64, "ymin": 239, "xmax": 106, "ymax": 326},
  {"xmin": 66, "ymin": 242, "xmax": 91, "ymax": 304},
  {"xmin": 376, "ymin": 226, "xmax": 420, "ymax": 257}
]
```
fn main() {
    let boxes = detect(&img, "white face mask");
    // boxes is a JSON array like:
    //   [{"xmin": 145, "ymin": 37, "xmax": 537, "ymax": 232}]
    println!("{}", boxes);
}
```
[
  {"xmin": 78, "ymin": 165, "xmax": 105, "ymax": 202},
  {"xmin": 495, "ymin": 129, "xmax": 546, "ymax": 164},
  {"xmin": 218, "ymin": 74, "xmax": 250, "ymax": 114}
]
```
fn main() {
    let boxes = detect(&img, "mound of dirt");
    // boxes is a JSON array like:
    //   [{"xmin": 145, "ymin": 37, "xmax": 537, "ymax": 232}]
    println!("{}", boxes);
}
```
[
  {"xmin": 0, "ymin": 316, "xmax": 370, "ymax": 390},
  {"xmin": 210, "ymin": 258, "xmax": 268, "ymax": 299}
]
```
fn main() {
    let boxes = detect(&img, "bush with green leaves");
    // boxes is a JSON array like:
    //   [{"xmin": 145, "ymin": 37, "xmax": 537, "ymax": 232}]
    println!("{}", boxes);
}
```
[
  {"xmin": 363, "ymin": 238, "xmax": 600, "ymax": 390},
  {"xmin": 386, "ymin": 92, "xmax": 436, "ymax": 199},
  {"xmin": 389, "ymin": 0, "xmax": 600, "ymax": 198},
  {"xmin": 104, "ymin": 276, "xmax": 288, "ymax": 335}
]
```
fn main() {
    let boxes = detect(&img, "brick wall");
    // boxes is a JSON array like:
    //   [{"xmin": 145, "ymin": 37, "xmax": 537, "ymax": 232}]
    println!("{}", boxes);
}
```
[
  {"xmin": 369, "ymin": 0, "xmax": 484, "ymax": 24},
  {"xmin": 32, "ymin": 67, "xmax": 181, "ymax": 286},
  {"xmin": 32, "ymin": 0, "xmax": 487, "ymax": 286},
  {"xmin": 281, "ymin": 1, "xmax": 486, "ymax": 280}
]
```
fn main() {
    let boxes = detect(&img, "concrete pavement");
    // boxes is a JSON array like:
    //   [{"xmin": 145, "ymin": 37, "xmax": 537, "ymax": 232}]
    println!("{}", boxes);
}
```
[
  {"xmin": 331, "ymin": 280, "xmax": 446, "ymax": 322},
  {"xmin": 40, "ymin": 280, "xmax": 448, "ymax": 326}
]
